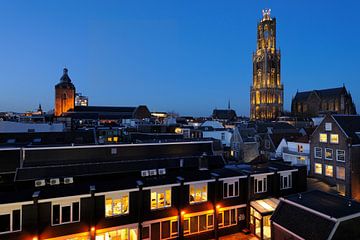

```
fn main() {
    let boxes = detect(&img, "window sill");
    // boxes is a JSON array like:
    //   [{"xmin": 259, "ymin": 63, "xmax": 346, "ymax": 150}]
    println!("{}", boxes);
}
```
[
  {"xmin": 150, "ymin": 206, "xmax": 172, "ymax": 211},
  {"xmin": 52, "ymin": 220, "xmax": 80, "ymax": 226},
  {"xmin": 104, "ymin": 213, "xmax": 129, "ymax": 218},
  {"xmin": 0, "ymin": 230, "xmax": 21, "ymax": 235},
  {"xmin": 223, "ymin": 195, "xmax": 240, "ymax": 199},
  {"xmin": 189, "ymin": 200, "xmax": 207, "ymax": 205}
]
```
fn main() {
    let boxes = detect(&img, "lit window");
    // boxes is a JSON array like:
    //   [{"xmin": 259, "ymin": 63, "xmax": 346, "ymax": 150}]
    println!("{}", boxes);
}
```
[
  {"xmin": 0, "ymin": 209, "xmax": 21, "ymax": 234},
  {"xmin": 189, "ymin": 183, "xmax": 207, "ymax": 204},
  {"xmin": 280, "ymin": 172, "xmax": 292, "ymax": 190},
  {"xmin": 113, "ymin": 136, "xmax": 119, "ymax": 142},
  {"xmin": 325, "ymin": 165, "xmax": 333, "ymax": 177},
  {"xmin": 319, "ymin": 133, "xmax": 327, "ymax": 143},
  {"xmin": 105, "ymin": 193, "xmax": 129, "ymax": 217},
  {"xmin": 330, "ymin": 134, "xmax": 339, "ymax": 144},
  {"xmin": 183, "ymin": 213, "xmax": 214, "ymax": 235},
  {"xmin": 254, "ymin": 175, "xmax": 267, "ymax": 193},
  {"xmin": 223, "ymin": 179, "xmax": 239, "ymax": 198},
  {"xmin": 336, "ymin": 150, "xmax": 345, "ymax": 162},
  {"xmin": 336, "ymin": 166, "xmax": 345, "ymax": 180},
  {"xmin": 314, "ymin": 147, "xmax": 322, "ymax": 159},
  {"xmin": 325, "ymin": 148, "xmax": 333, "ymax": 160},
  {"xmin": 218, "ymin": 208, "xmax": 238, "ymax": 228},
  {"xmin": 151, "ymin": 187, "xmax": 171, "ymax": 210},
  {"xmin": 52, "ymin": 201, "xmax": 80, "ymax": 225},
  {"xmin": 315, "ymin": 163, "xmax": 322, "ymax": 175}
]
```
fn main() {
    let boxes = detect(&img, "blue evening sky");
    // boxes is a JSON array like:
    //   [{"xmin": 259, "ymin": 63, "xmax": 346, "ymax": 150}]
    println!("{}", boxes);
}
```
[{"xmin": 0, "ymin": 0, "xmax": 359, "ymax": 116}]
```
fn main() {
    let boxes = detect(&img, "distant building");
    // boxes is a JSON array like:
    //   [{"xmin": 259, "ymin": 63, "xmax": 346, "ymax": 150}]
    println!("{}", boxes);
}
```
[
  {"xmin": 75, "ymin": 93, "xmax": 89, "ymax": 107},
  {"xmin": 250, "ymin": 9, "xmax": 283, "ymax": 120},
  {"xmin": 310, "ymin": 114, "xmax": 360, "ymax": 200},
  {"xmin": 291, "ymin": 86, "xmax": 356, "ymax": 117},
  {"xmin": 275, "ymin": 135, "xmax": 310, "ymax": 173},
  {"xmin": 0, "ymin": 121, "xmax": 64, "ymax": 133},
  {"xmin": 212, "ymin": 109, "xmax": 237, "ymax": 122},
  {"xmin": 55, "ymin": 68, "xmax": 76, "ymax": 116},
  {"xmin": 271, "ymin": 190, "xmax": 360, "ymax": 240},
  {"xmin": 230, "ymin": 126, "xmax": 259, "ymax": 162}
]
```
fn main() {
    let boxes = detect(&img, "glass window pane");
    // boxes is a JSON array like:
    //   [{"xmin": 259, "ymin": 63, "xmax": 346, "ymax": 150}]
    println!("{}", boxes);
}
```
[
  {"xmin": 122, "ymin": 195, "xmax": 129, "ymax": 214},
  {"xmin": 72, "ymin": 202, "xmax": 79, "ymax": 222},
  {"xmin": 0, "ymin": 214, "xmax": 10, "ymax": 233},
  {"xmin": 224, "ymin": 210, "xmax": 230, "ymax": 226},
  {"xmin": 161, "ymin": 221, "xmax": 170, "ymax": 239},
  {"xmin": 231, "ymin": 209, "xmax": 236, "ymax": 224},
  {"xmin": 325, "ymin": 165, "xmax": 333, "ymax": 177},
  {"xmin": 320, "ymin": 133, "xmax": 327, "ymax": 143},
  {"xmin": 184, "ymin": 219, "xmax": 189, "ymax": 232},
  {"xmin": 190, "ymin": 216, "xmax": 198, "ymax": 233},
  {"xmin": 105, "ymin": 198, "xmax": 113, "ymax": 217},
  {"xmin": 235, "ymin": 181, "xmax": 239, "ymax": 196},
  {"xmin": 315, "ymin": 163, "xmax": 322, "ymax": 174},
  {"xmin": 331, "ymin": 134, "xmax": 339, "ymax": 144},
  {"xmin": 223, "ymin": 183, "xmax": 228, "ymax": 198},
  {"xmin": 218, "ymin": 213, "xmax": 223, "ymax": 225},
  {"xmin": 53, "ymin": 205, "xmax": 60, "ymax": 225},
  {"xmin": 208, "ymin": 215, "xmax": 214, "ymax": 227},
  {"xmin": 165, "ymin": 190, "xmax": 171, "ymax": 207},
  {"xmin": 62, "ymin": 206, "xmax": 71, "ymax": 223},
  {"xmin": 229, "ymin": 184, "xmax": 234, "ymax": 197},
  {"xmin": 171, "ymin": 221, "xmax": 178, "ymax": 233},
  {"xmin": 158, "ymin": 193, "xmax": 165, "ymax": 208},
  {"xmin": 336, "ymin": 166, "xmax": 345, "ymax": 180},
  {"xmin": 12, "ymin": 210, "xmax": 21, "ymax": 231},
  {"xmin": 199, "ymin": 215, "xmax": 207, "ymax": 231},
  {"xmin": 151, "ymin": 192, "xmax": 157, "ymax": 209},
  {"xmin": 142, "ymin": 226, "xmax": 150, "ymax": 239}
]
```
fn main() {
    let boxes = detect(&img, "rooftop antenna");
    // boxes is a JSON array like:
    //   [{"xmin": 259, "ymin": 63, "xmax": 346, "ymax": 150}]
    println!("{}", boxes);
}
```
[{"xmin": 228, "ymin": 99, "xmax": 231, "ymax": 110}]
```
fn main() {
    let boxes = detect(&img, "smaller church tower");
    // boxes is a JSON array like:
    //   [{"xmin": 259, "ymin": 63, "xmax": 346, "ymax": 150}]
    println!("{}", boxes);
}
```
[{"xmin": 55, "ymin": 68, "xmax": 76, "ymax": 117}]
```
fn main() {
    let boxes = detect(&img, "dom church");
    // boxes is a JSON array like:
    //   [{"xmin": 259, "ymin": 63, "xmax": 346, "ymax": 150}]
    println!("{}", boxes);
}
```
[{"xmin": 250, "ymin": 9, "xmax": 283, "ymax": 120}]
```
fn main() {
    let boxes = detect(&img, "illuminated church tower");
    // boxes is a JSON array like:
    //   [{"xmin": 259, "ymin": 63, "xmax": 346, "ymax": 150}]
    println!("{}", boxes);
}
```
[
  {"xmin": 250, "ymin": 9, "xmax": 283, "ymax": 120},
  {"xmin": 55, "ymin": 68, "xmax": 75, "ymax": 117}
]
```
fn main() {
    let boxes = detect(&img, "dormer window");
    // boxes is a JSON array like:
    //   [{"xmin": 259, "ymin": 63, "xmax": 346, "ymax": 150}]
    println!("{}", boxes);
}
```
[{"xmin": 254, "ymin": 175, "xmax": 267, "ymax": 193}]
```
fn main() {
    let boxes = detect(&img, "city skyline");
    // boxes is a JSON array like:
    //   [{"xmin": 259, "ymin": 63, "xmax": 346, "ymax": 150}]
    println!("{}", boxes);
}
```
[{"xmin": 0, "ymin": 0, "xmax": 359, "ymax": 116}]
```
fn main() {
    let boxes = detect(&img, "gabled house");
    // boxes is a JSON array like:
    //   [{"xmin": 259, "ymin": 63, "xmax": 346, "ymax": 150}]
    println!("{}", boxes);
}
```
[
  {"xmin": 230, "ymin": 127, "xmax": 259, "ymax": 163},
  {"xmin": 310, "ymin": 114, "xmax": 360, "ymax": 200}
]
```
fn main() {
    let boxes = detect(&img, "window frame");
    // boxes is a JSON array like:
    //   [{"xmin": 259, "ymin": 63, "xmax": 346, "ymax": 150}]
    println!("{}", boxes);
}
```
[
  {"xmin": 51, "ymin": 200, "xmax": 80, "ymax": 226},
  {"xmin": 336, "ymin": 150, "xmax": 346, "ymax": 162},
  {"xmin": 254, "ymin": 175, "xmax": 267, "ymax": 194},
  {"xmin": 314, "ymin": 147, "xmax": 322, "ymax": 159},
  {"xmin": 336, "ymin": 166, "xmax": 346, "ymax": 180},
  {"xmin": 330, "ymin": 134, "xmax": 339, "ymax": 144},
  {"xmin": 280, "ymin": 172, "xmax": 292, "ymax": 190},
  {"xmin": 189, "ymin": 183, "xmax": 208, "ymax": 204},
  {"xmin": 223, "ymin": 179, "xmax": 239, "ymax": 199},
  {"xmin": 150, "ymin": 187, "xmax": 172, "ymax": 210},
  {"xmin": 324, "ymin": 148, "xmax": 333, "ymax": 160},
  {"xmin": 325, "ymin": 164, "xmax": 334, "ymax": 177},
  {"xmin": 105, "ymin": 192, "xmax": 129, "ymax": 217},
  {"xmin": 314, "ymin": 163, "xmax": 322, "ymax": 175},
  {"xmin": 319, "ymin": 133, "xmax": 327, "ymax": 143},
  {"xmin": 0, "ymin": 208, "xmax": 22, "ymax": 235}
]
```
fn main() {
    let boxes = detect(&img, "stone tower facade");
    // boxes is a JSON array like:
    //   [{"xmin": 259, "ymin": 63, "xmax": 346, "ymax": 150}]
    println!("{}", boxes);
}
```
[
  {"xmin": 250, "ymin": 9, "xmax": 283, "ymax": 120},
  {"xmin": 55, "ymin": 68, "xmax": 76, "ymax": 117}
]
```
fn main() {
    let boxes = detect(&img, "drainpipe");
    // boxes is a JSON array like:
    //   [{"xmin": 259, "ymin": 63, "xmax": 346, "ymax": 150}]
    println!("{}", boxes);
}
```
[
  {"xmin": 176, "ymin": 176, "xmax": 184, "ymax": 240},
  {"xmin": 32, "ymin": 191, "xmax": 40, "ymax": 240},
  {"xmin": 211, "ymin": 173, "xmax": 220, "ymax": 240},
  {"xmin": 89, "ymin": 185, "xmax": 96, "ymax": 240},
  {"xmin": 136, "ymin": 180, "xmax": 144, "ymax": 240}
]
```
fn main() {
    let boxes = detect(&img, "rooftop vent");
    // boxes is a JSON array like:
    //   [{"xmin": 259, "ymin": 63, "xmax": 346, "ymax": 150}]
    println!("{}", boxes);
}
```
[
  {"xmin": 35, "ymin": 179, "xmax": 46, "ymax": 187},
  {"xmin": 158, "ymin": 168, "xmax": 166, "ymax": 175},
  {"xmin": 141, "ymin": 170, "xmax": 149, "ymax": 177},
  {"xmin": 49, "ymin": 178, "xmax": 60, "ymax": 185},
  {"xmin": 64, "ymin": 177, "xmax": 74, "ymax": 184},
  {"xmin": 149, "ymin": 169, "xmax": 157, "ymax": 176}
]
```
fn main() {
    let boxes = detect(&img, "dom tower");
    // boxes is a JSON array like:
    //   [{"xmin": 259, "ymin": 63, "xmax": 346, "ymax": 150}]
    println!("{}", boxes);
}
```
[{"xmin": 250, "ymin": 9, "xmax": 283, "ymax": 120}]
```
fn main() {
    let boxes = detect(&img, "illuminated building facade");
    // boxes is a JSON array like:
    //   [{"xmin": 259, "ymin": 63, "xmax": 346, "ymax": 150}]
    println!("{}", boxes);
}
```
[
  {"xmin": 55, "ymin": 68, "xmax": 76, "ymax": 117},
  {"xmin": 250, "ymin": 9, "xmax": 283, "ymax": 120}
]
